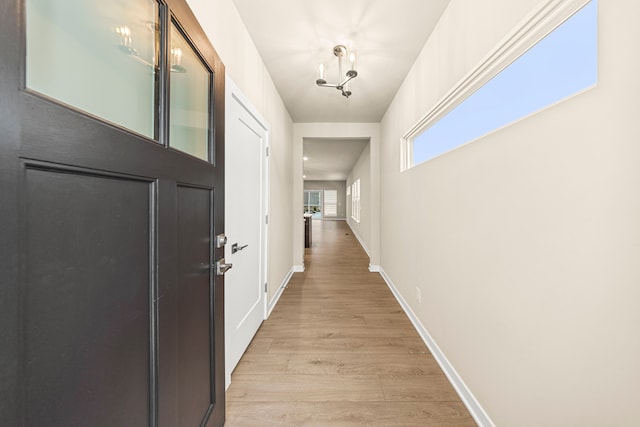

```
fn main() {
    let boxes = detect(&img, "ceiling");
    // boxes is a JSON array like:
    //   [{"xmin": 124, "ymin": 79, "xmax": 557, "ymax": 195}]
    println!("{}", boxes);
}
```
[
  {"xmin": 231, "ymin": 0, "xmax": 451, "ymax": 180},
  {"xmin": 232, "ymin": 0, "xmax": 451, "ymax": 123},
  {"xmin": 303, "ymin": 138, "xmax": 368, "ymax": 181}
]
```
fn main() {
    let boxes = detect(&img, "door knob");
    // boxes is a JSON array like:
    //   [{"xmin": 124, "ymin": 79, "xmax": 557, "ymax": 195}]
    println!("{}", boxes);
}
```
[
  {"xmin": 215, "ymin": 258, "xmax": 232, "ymax": 276},
  {"xmin": 215, "ymin": 233, "xmax": 228, "ymax": 248},
  {"xmin": 231, "ymin": 243, "xmax": 249, "ymax": 254}
]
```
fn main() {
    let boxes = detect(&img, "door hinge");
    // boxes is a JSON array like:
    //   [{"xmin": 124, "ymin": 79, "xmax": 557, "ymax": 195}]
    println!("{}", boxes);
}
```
[
  {"xmin": 265, "ymin": 214, "xmax": 268, "ymax": 224},
  {"xmin": 264, "ymin": 282, "xmax": 268, "ymax": 293},
  {"xmin": 266, "ymin": 146, "xmax": 269, "ymax": 157}
]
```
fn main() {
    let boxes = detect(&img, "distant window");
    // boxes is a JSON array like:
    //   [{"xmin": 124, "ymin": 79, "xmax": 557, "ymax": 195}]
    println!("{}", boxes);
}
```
[
  {"xmin": 351, "ymin": 180, "xmax": 360, "ymax": 223},
  {"xmin": 405, "ymin": 0, "xmax": 597, "ymax": 168},
  {"xmin": 304, "ymin": 190, "xmax": 322, "ymax": 219},
  {"xmin": 324, "ymin": 190, "xmax": 337, "ymax": 217}
]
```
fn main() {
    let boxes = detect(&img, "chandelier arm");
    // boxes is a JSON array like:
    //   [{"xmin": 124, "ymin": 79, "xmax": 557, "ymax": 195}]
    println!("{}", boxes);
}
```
[
  {"xmin": 338, "ymin": 74, "xmax": 355, "ymax": 87},
  {"xmin": 316, "ymin": 82, "xmax": 338, "ymax": 88}
]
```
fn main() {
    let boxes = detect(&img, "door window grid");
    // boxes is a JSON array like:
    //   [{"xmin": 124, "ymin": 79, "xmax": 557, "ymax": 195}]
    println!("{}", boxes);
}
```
[{"xmin": 24, "ymin": 0, "xmax": 215, "ymax": 163}]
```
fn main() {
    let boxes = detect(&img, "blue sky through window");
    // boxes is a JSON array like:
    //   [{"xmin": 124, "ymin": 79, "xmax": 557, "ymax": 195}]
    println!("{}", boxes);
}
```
[{"xmin": 412, "ymin": 0, "xmax": 597, "ymax": 166}]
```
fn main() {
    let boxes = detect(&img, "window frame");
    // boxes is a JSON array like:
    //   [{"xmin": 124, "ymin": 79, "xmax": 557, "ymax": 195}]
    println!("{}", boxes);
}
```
[
  {"xmin": 401, "ymin": 0, "xmax": 596, "ymax": 171},
  {"xmin": 167, "ymin": 16, "xmax": 215, "ymax": 162},
  {"xmin": 303, "ymin": 190, "xmax": 322, "ymax": 218},
  {"xmin": 323, "ymin": 189, "xmax": 337, "ymax": 218},
  {"xmin": 351, "ymin": 179, "xmax": 360, "ymax": 223}
]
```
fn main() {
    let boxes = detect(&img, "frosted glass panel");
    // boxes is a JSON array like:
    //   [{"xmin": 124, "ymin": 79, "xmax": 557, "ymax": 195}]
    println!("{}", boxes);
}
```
[
  {"xmin": 26, "ymin": 0, "xmax": 159, "ymax": 139},
  {"xmin": 169, "ymin": 23, "xmax": 210, "ymax": 161}
]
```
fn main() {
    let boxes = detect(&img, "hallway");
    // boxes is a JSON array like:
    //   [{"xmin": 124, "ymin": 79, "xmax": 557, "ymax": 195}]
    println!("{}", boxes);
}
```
[{"xmin": 226, "ymin": 220, "xmax": 475, "ymax": 426}]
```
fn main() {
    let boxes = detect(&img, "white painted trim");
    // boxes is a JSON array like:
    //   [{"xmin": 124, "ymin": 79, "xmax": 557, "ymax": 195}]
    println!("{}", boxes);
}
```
[
  {"xmin": 267, "ymin": 267, "xmax": 293, "ymax": 317},
  {"xmin": 226, "ymin": 77, "xmax": 270, "ymax": 130},
  {"xmin": 347, "ymin": 222, "xmax": 370, "ymax": 257},
  {"xmin": 227, "ymin": 77, "xmax": 271, "ymax": 320},
  {"xmin": 401, "ymin": 0, "xmax": 592, "ymax": 171},
  {"xmin": 368, "ymin": 264, "xmax": 380, "ymax": 273},
  {"xmin": 224, "ymin": 76, "xmax": 271, "ymax": 391},
  {"xmin": 379, "ymin": 267, "xmax": 495, "ymax": 427},
  {"xmin": 293, "ymin": 265, "xmax": 305, "ymax": 273}
]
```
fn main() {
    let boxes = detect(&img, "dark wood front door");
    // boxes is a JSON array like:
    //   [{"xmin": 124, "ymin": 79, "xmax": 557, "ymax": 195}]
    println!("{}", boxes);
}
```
[{"xmin": 0, "ymin": 0, "xmax": 226, "ymax": 426}]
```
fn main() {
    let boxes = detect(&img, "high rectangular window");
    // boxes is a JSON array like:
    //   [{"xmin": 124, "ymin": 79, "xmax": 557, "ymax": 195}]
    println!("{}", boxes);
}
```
[{"xmin": 407, "ymin": 0, "xmax": 597, "ymax": 168}]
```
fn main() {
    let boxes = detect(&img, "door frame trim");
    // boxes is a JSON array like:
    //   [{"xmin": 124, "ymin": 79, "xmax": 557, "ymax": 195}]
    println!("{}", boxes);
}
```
[{"xmin": 224, "ymin": 76, "xmax": 270, "ymax": 387}]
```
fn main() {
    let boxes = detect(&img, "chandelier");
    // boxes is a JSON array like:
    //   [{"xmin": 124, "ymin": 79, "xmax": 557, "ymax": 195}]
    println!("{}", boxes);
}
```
[{"xmin": 316, "ymin": 45, "xmax": 358, "ymax": 98}]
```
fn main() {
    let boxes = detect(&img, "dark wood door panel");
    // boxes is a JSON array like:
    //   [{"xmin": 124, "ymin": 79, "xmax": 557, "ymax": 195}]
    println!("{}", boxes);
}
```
[
  {"xmin": 156, "ymin": 182, "xmax": 225, "ymax": 427},
  {"xmin": 0, "ymin": 0, "xmax": 227, "ymax": 425},
  {"xmin": 19, "ymin": 92, "xmax": 217, "ymax": 188},
  {"xmin": 176, "ymin": 185, "xmax": 214, "ymax": 427},
  {"xmin": 22, "ymin": 165, "xmax": 154, "ymax": 427}
]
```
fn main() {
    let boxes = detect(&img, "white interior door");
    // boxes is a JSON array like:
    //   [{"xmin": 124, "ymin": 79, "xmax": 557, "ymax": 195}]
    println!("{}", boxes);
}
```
[{"xmin": 225, "ymin": 82, "xmax": 268, "ymax": 388}]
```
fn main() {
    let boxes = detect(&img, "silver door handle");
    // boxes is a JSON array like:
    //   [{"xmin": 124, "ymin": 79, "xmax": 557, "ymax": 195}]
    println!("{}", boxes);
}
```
[
  {"xmin": 231, "ymin": 243, "xmax": 248, "ymax": 254},
  {"xmin": 215, "ymin": 233, "xmax": 228, "ymax": 248},
  {"xmin": 215, "ymin": 258, "xmax": 233, "ymax": 276}
]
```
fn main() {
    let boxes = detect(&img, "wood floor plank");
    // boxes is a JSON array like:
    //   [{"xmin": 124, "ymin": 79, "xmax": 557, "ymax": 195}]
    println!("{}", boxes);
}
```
[
  {"xmin": 266, "ymin": 337, "xmax": 411, "ymax": 354},
  {"xmin": 243, "ymin": 336, "xmax": 273, "ymax": 354},
  {"xmin": 379, "ymin": 374, "xmax": 462, "ymax": 402},
  {"xmin": 257, "ymin": 322, "xmax": 418, "ymax": 339},
  {"xmin": 225, "ymin": 220, "xmax": 476, "ymax": 426},
  {"xmin": 227, "ymin": 374, "xmax": 384, "ymax": 402},
  {"xmin": 226, "ymin": 401, "xmax": 476, "ymax": 427},
  {"xmin": 232, "ymin": 353, "xmax": 290, "ymax": 376},
  {"xmin": 403, "ymin": 337, "xmax": 432, "ymax": 354},
  {"xmin": 285, "ymin": 352, "xmax": 444, "ymax": 376}
]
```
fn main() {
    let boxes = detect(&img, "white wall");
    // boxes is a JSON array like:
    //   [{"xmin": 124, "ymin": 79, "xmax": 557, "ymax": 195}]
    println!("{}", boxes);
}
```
[
  {"xmin": 346, "ymin": 144, "xmax": 371, "ymax": 255},
  {"xmin": 380, "ymin": 0, "xmax": 640, "ymax": 426},
  {"xmin": 186, "ymin": 0, "xmax": 294, "ymax": 302},
  {"xmin": 293, "ymin": 123, "xmax": 380, "ymax": 271}
]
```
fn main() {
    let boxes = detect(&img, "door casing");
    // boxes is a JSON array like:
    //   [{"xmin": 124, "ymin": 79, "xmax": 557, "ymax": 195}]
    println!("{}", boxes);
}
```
[{"xmin": 224, "ymin": 76, "xmax": 269, "ymax": 388}]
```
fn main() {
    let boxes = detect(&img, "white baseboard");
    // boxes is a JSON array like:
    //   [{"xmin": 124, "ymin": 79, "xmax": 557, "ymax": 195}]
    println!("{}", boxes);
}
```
[
  {"xmin": 293, "ymin": 264, "xmax": 305, "ymax": 273},
  {"xmin": 267, "ymin": 268, "xmax": 293, "ymax": 317},
  {"xmin": 378, "ymin": 267, "xmax": 495, "ymax": 427},
  {"xmin": 368, "ymin": 264, "xmax": 380, "ymax": 272},
  {"xmin": 346, "ymin": 222, "xmax": 370, "ymax": 257}
]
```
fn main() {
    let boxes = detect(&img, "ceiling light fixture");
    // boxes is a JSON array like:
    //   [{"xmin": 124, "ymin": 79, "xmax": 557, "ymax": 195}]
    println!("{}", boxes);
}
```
[
  {"xmin": 316, "ymin": 45, "xmax": 358, "ymax": 98},
  {"xmin": 115, "ymin": 25, "xmax": 186, "ymax": 73}
]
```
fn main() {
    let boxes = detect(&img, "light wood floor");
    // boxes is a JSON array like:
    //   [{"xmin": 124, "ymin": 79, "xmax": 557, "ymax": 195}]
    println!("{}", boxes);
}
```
[{"xmin": 225, "ymin": 220, "xmax": 476, "ymax": 426}]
